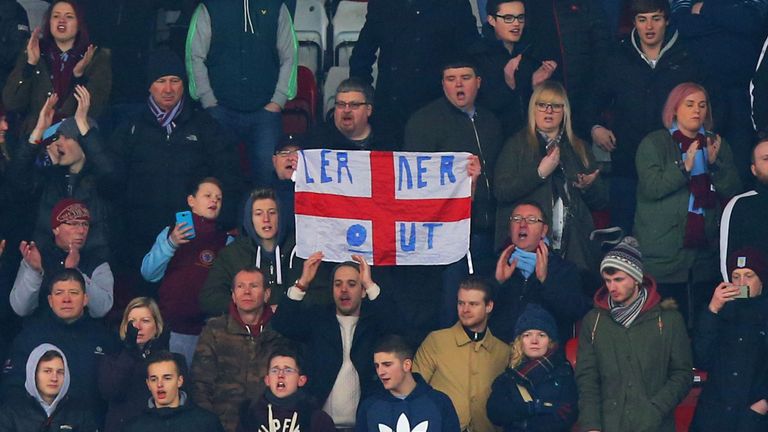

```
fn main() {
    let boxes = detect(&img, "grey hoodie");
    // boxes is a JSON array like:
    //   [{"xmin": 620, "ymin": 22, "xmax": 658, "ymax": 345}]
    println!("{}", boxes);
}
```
[{"xmin": 24, "ymin": 343, "xmax": 71, "ymax": 417}]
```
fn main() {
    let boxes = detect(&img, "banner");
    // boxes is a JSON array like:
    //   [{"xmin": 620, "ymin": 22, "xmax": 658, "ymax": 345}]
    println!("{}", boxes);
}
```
[{"xmin": 293, "ymin": 149, "xmax": 472, "ymax": 265}]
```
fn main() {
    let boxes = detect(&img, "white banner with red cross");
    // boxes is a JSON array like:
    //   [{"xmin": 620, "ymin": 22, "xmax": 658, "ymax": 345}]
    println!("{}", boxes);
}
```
[{"xmin": 293, "ymin": 149, "xmax": 472, "ymax": 265}]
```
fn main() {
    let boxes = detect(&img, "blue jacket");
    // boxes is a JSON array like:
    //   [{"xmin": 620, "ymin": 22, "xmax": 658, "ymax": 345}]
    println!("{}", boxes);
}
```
[{"xmin": 355, "ymin": 374, "xmax": 460, "ymax": 432}]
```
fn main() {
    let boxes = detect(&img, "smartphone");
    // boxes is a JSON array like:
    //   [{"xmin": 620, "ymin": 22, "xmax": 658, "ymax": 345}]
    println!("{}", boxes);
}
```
[
  {"xmin": 734, "ymin": 285, "xmax": 750, "ymax": 299},
  {"xmin": 175, "ymin": 211, "xmax": 196, "ymax": 239}
]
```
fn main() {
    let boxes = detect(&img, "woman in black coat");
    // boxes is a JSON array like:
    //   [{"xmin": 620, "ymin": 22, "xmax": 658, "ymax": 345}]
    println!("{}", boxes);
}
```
[
  {"xmin": 98, "ymin": 297, "xmax": 169, "ymax": 432},
  {"xmin": 487, "ymin": 304, "xmax": 578, "ymax": 432}
]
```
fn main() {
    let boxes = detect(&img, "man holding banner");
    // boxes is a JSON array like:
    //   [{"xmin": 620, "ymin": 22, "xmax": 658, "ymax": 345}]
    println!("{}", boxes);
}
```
[
  {"xmin": 271, "ymin": 253, "xmax": 399, "ymax": 429},
  {"xmin": 404, "ymin": 60, "xmax": 504, "ymax": 327}
]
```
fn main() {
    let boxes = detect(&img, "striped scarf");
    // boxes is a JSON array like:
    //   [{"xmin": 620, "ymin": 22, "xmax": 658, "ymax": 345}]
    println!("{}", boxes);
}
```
[
  {"xmin": 148, "ymin": 95, "xmax": 184, "ymax": 135},
  {"xmin": 608, "ymin": 286, "xmax": 647, "ymax": 328},
  {"xmin": 671, "ymin": 124, "xmax": 716, "ymax": 248}
]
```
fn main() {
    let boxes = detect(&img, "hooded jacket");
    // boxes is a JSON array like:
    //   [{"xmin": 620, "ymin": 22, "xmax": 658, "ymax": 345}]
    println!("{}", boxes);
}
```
[
  {"xmin": 584, "ymin": 27, "xmax": 708, "ymax": 179},
  {"xmin": 720, "ymin": 181, "xmax": 768, "ymax": 281},
  {"xmin": 237, "ymin": 388, "xmax": 336, "ymax": 432},
  {"xmin": 0, "ymin": 343, "xmax": 98, "ymax": 431},
  {"xmin": 355, "ymin": 373, "xmax": 460, "ymax": 432},
  {"xmin": 200, "ymin": 193, "xmax": 299, "ymax": 317},
  {"xmin": 1, "ymin": 308, "xmax": 120, "ymax": 421},
  {"xmin": 575, "ymin": 277, "xmax": 693, "ymax": 432},
  {"xmin": 191, "ymin": 302, "xmax": 285, "ymax": 432}
]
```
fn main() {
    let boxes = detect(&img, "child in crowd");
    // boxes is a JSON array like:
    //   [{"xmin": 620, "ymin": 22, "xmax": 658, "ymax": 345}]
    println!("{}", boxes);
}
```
[
  {"xmin": 140, "ymin": 177, "xmax": 231, "ymax": 366},
  {"xmin": 236, "ymin": 344, "xmax": 335, "ymax": 432}
]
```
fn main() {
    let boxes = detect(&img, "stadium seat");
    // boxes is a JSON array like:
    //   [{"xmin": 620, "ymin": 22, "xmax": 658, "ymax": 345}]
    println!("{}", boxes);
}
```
[
  {"xmin": 332, "ymin": 0, "xmax": 367, "ymax": 66},
  {"xmin": 283, "ymin": 66, "xmax": 318, "ymax": 135},
  {"xmin": 294, "ymin": 0, "xmax": 329, "ymax": 75}
]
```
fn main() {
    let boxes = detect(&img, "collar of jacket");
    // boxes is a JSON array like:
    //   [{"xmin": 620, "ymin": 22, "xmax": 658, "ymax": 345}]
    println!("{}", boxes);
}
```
[
  {"xmin": 628, "ymin": 27, "xmax": 679, "ymax": 66},
  {"xmin": 450, "ymin": 321, "xmax": 499, "ymax": 351},
  {"xmin": 227, "ymin": 301, "xmax": 274, "ymax": 336},
  {"xmin": 592, "ymin": 275, "xmax": 661, "ymax": 315},
  {"xmin": 438, "ymin": 96, "xmax": 478, "ymax": 120}
]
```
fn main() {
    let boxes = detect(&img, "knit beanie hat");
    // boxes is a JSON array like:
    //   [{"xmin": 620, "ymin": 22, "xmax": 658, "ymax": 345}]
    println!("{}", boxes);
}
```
[
  {"xmin": 50, "ymin": 198, "xmax": 90, "ymax": 230},
  {"xmin": 56, "ymin": 116, "xmax": 98, "ymax": 140},
  {"xmin": 514, "ymin": 304, "xmax": 558, "ymax": 342},
  {"xmin": 601, "ymin": 236, "xmax": 644, "ymax": 283},
  {"xmin": 727, "ymin": 247, "xmax": 768, "ymax": 286},
  {"xmin": 146, "ymin": 49, "xmax": 186, "ymax": 89}
]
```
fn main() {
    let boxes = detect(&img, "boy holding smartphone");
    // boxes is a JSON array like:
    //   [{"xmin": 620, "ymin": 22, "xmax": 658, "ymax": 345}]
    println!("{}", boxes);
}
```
[{"xmin": 140, "ymin": 177, "xmax": 232, "ymax": 366}]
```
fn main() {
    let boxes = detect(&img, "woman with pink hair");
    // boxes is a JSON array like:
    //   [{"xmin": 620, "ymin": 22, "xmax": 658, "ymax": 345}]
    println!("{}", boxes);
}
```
[{"xmin": 634, "ymin": 82, "xmax": 742, "ymax": 326}]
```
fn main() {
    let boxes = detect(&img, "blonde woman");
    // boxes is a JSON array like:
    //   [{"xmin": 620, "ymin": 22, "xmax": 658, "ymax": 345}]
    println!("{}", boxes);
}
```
[
  {"xmin": 494, "ymin": 80, "xmax": 607, "ymax": 272},
  {"xmin": 98, "ymin": 297, "xmax": 168, "ymax": 432},
  {"xmin": 487, "ymin": 304, "xmax": 577, "ymax": 431}
]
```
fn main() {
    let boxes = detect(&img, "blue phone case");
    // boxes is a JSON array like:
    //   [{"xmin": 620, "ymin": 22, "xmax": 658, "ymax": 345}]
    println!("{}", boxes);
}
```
[{"xmin": 175, "ymin": 211, "xmax": 196, "ymax": 239}]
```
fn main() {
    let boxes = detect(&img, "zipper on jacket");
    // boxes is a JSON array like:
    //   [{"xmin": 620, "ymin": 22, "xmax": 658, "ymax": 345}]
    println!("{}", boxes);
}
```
[{"xmin": 470, "ymin": 114, "xmax": 492, "ymax": 227}]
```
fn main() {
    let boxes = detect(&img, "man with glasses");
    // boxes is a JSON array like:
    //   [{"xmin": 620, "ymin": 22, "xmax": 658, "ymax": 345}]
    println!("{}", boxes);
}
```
[
  {"xmin": 10, "ymin": 198, "xmax": 114, "ymax": 318},
  {"xmin": 237, "ymin": 344, "xmax": 335, "ymax": 432},
  {"xmin": 489, "ymin": 200, "xmax": 590, "ymax": 342},
  {"xmin": 404, "ymin": 60, "xmax": 503, "ymax": 328},
  {"xmin": 191, "ymin": 266, "xmax": 284, "ymax": 432},
  {"xmin": 304, "ymin": 78, "xmax": 393, "ymax": 151},
  {"xmin": 272, "ymin": 137, "xmax": 302, "ymax": 235},
  {"xmin": 475, "ymin": 0, "xmax": 558, "ymax": 137}
]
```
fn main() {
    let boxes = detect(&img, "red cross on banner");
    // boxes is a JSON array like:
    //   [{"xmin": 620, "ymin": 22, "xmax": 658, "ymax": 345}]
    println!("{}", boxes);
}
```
[{"xmin": 294, "ymin": 150, "xmax": 472, "ymax": 265}]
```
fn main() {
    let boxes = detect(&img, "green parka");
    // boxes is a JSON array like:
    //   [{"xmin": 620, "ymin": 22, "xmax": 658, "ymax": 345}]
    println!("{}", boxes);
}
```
[
  {"xmin": 634, "ymin": 130, "xmax": 742, "ymax": 284},
  {"xmin": 575, "ymin": 278, "xmax": 693, "ymax": 432}
]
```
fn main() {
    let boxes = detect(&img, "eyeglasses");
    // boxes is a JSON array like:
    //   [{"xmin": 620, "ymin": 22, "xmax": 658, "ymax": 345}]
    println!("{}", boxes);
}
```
[
  {"xmin": 535, "ymin": 102, "xmax": 565, "ymax": 113},
  {"xmin": 268, "ymin": 367, "xmax": 298, "ymax": 376},
  {"xmin": 494, "ymin": 13, "xmax": 525, "ymax": 24},
  {"xmin": 510, "ymin": 215, "xmax": 545, "ymax": 225},
  {"xmin": 274, "ymin": 149, "xmax": 299, "ymax": 157},
  {"xmin": 61, "ymin": 221, "xmax": 90, "ymax": 228},
  {"xmin": 334, "ymin": 101, "xmax": 368, "ymax": 110}
]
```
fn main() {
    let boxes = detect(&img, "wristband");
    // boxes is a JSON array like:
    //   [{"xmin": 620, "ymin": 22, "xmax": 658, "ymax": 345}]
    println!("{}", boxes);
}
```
[{"xmin": 295, "ymin": 279, "xmax": 308, "ymax": 292}]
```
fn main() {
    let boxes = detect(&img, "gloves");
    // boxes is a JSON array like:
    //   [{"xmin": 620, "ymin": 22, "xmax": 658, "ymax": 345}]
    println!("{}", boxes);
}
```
[{"xmin": 124, "ymin": 324, "xmax": 139, "ymax": 351}]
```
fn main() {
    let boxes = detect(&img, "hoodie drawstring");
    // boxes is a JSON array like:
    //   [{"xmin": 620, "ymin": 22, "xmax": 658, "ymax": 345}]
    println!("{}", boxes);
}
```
[{"xmin": 243, "ymin": 0, "xmax": 255, "ymax": 33}]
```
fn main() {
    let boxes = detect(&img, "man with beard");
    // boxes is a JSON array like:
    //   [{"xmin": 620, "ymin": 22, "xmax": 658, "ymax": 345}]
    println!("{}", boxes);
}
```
[
  {"xmin": 720, "ymin": 134, "xmax": 768, "ymax": 279},
  {"xmin": 271, "ymin": 253, "xmax": 399, "ymax": 429}
]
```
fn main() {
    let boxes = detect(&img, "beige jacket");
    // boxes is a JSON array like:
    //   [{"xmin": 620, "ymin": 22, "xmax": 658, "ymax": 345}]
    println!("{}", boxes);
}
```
[{"xmin": 413, "ymin": 322, "xmax": 510, "ymax": 432}]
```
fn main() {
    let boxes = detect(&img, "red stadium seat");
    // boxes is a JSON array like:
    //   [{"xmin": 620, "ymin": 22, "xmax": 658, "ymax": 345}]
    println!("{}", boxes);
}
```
[{"xmin": 283, "ymin": 66, "xmax": 318, "ymax": 135}]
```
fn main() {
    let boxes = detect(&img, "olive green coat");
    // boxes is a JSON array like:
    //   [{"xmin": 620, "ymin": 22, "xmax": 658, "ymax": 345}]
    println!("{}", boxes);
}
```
[
  {"xmin": 575, "ymin": 286, "xmax": 693, "ymax": 432},
  {"xmin": 634, "ymin": 130, "xmax": 742, "ymax": 284}
]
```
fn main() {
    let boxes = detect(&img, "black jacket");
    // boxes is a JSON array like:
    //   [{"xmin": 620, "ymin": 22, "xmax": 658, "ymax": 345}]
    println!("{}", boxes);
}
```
[
  {"xmin": 122, "ymin": 399, "xmax": 225, "ymax": 432},
  {"xmin": 0, "ymin": 394, "xmax": 98, "ymax": 432},
  {"xmin": 271, "ymin": 290, "xmax": 400, "ymax": 404},
  {"xmin": 721, "ymin": 182, "xmax": 768, "ymax": 267},
  {"xmin": 349, "ymin": 0, "xmax": 480, "ymax": 146},
  {"xmin": 403, "ymin": 97, "xmax": 503, "ymax": 234},
  {"xmin": 109, "ymin": 101, "xmax": 242, "ymax": 267},
  {"xmin": 753, "ymin": 43, "xmax": 768, "ymax": 134},
  {"xmin": 585, "ymin": 29, "xmax": 708, "ymax": 178},
  {"xmin": 0, "ymin": 0, "xmax": 28, "ymax": 94},
  {"xmin": 489, "ymin": 253, "xmax": 591, "ymax": 343},
  {"xmin": 1, "ymin": 310, "xmax": 120, "ymax": 419},
  {"xmin": 8, "ymin": 128, "xmax": 118, "ymax": 256},
  {"xmin": 303, "ymin": 121, "xmax": 395, "ymax": 152},
  {"xmin": 473, "ymin": 35, "xmax": 537, "ymax": 138},
  {"xmin": 523, "ymin": 0, "xmax": 612, "ymax": 135},
  {"xmin": 692, "ymin": 296, "xmax": 768, "ymax": 432}
]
